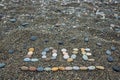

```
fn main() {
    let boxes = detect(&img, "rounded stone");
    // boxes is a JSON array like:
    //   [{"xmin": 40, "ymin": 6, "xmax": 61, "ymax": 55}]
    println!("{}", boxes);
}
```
[
  {"xmin": 52, "ymin": 53, "xmax": 57, "ymax": 57},
  {"xmin": 27, "ymin": 51, "xmax": 33, "ymax": 55},
  {"xmin": 81, "ymin": 48, "xmax": 85, "ymax": 52},
  {"xmin": 112, "ymin": 66, "xmax": 120, "ymax": 72},
  {"xmin": 62, "ymin": 52, "xmax": 68, "ymax": 55},
  {"xmin": 81, "ymin": 51, "xmax": 86, "ymax": 55},
  {"xmin": 111, "ymin": 46, "xmax": 116, "ymax": 51},
  {"xmin": 72, "ymin": 51, "xmax": 78, "ymax": 54},
  {"xmin": 52, "ymin": 49, "xmax": 57, "ymax": 53},
  {"xmin": 73, "ymin": 48, "xmax": 79, "ymax": 51},
  {"xmin": 84, "ymin": 37, "xmax": 89, "ymax": 42},
  {"xmin": 52, "ymin": 67, "xmax": 59, "ymax": 71},
  {"xmin": 96, "ymin": 66, "xmax": 105, "ymax": 70},
  {"xmin": 73, "ymin": 66, "xmax": 80, "ymax": 70},
  {"xmin": 71, "ymin": 54, "xmax": 77, "ymax": 59},
  {"xmin": 30, "ymin": 36, "xmax": 37, "ymax": 41},
  {"xmin": 37, "ymin": 67, "xmax": 44, "ymax": 72},
  {"xmin": 106, "ymin": 50, "xmax": 112, "ymax": 55},
  {"xmin": 86, "ymin": 52, "xmax": 92, "ymax": 56},
  {"xmin": 9, "ymin": 18, "xmax": 16, "ymax": 23},
  {"xmin": 59, "ymin": 67, "xmax": 65, "ymax": 70},
  {"xmin": 65, "ymin": 67, "xmax": 73, "ymax": 70},
  {"xmin": 61, "ymin": 48, "xmax": 67, "ymax": 52},
  {"xmin": 29, "ymin": 66, "xmax": 37, "ymax": 71},
  {"xmin": 21, "ymin": 22, "xmax": 29, "ymax": 27},
  {"xmin": 82, "ymin": 55, "xmax": 88, "ymax": 61},
  {"xmin": 8, "ymin": 49, "xmax": 14, "ymax": 54},
  {"xmin": 42, "ymin": 55, "xmax": 47, "ymax": 59},
  {"xmin": 85, "ymin": 48, "xmax": 90, "ymax": 52},
  {"xmin": 80, "ymin": 66, "xmax": 88, "ymax": 70},
  {"xmin": 0, "ymin": 63, "xmax": 5, "ymax": 68},
  {"xmin": 63, "ymin": 55, "xmax": 69, "ymax": 59},
  {"xmin": 41, "ymin": 51, "xmax": 47, "ymax": 55},
  {"xmin": 88, "ymin": 66, "xmax": 96, "ymax": 70},
  {"xmin": 31, "ymin": 58, "xmax": 39, "ymax": 62},
  {"xmin": 107, "ymin": 56, "xmax": 114, "ymax": 62},
  {"xmin": 20, "ymin": 66, "xmax": 29, "ymax": 71},
  {"xmin": 23, "ymin": 58, "xmax": 31, "ymax": 62},
  {"xmin": 44, "ymin": 67, "xmax": 51, "ymax": 71},
  {"xmin": 96, "ymin": 43, "xmax": 102, "ymax": 47},
  {"xmin": 29, "ymin": 48, "xmax": 34, "ymax": 52},
  {"xmin": 67, "ymin": 58, "xmax": 73, "ymax": 62}
]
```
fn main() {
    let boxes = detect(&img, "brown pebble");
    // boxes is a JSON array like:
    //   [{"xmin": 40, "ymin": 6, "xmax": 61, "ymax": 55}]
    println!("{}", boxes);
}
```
[
  {"xmin": 20, "ymin": 66, "xmax": 29, "ymax": 71},
  {"xmin": 80, "ymin": 66, "xmax": 88, "ymax": 70},
  {"xmin": 29, "ymin": 66, "xmax": 37, "ymax": 71},
  {"xmin": 96, "ymin": 66, "xmax": 105, "ymax": 70},
  {"xmin": 67, "ymin": 58, "xmax": 73, "ymax": 62},
  {"xmin": 29, "ymin": 48, "xmax": 34, "ymax": 52},
  {"xmin": 52, "ymin": 67, "xmax": 59, "ymax": 71},
  {"xmin": 81, "ymin": 48, "xmax": 85, "ymax": 52},
  {"xmin": 59, "ymin": 67, "xmax": 65, "ymax": 71},
  {"xmin": 88, "ymin": 59, "xmax": 95, "ymax": 61}
]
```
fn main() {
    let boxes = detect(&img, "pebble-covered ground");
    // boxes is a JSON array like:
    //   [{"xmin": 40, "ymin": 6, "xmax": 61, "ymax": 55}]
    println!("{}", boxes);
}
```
[{"xmin": 0, "ymin": 0, "xmax": 120, "ymax": 80}]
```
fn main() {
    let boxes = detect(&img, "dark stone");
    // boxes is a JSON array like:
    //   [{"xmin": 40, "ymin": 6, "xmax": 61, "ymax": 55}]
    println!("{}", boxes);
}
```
[
  {"xmin": 21, "ymin": 23, "xmax": 29, "ymax": 27},
  {"xmin": 8, "ymin": 49, "xmax": 14, "ymax": 54},
  {"xmin": 70, "ymin": 37, "xmax": 76, "ymax": 43},
  {"xmin": 0, "ymin": 14, "xmax": 4, "ymax": 19},
  {"xmin": 37, "ymin": 66, "xmax": 44, "ymax": 72},
  {"xmin": 84, "ymin": 37, "xmax": 89, "ymax": 42},
  {"xmin": 111, "ymin": 46, "xmax": 116, "ymax": 51},
  {"xmin": 44, "ymin": 39, "xmax": 49, "ymax": 43},
  {"xmin": 9, "ymin": 18, "xmax": 16, "ymax": 23},
  {"xmin": 112, "ymin": 66, "xmax": 120, "ymax": 72},
  {"xmin": 107, "ymin": 56, "xmax": 114, "ymax": 62},
  {"xmin": 30, "ymin": 36, "xmax": 37, "ymax": 41},
  {"xmin": 0, "ymin": 63, "xmax": 5, "ymax": 68},
  {"xmin": 58, "ymin": 41, "xmax": 64, "ymax": 45}
]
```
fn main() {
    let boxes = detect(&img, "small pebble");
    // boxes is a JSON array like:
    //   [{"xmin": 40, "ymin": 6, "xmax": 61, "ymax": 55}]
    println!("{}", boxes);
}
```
[
  {"xmin": 65, "ymin": 66, "xmax": 73, "ymax": 70},
  {"xmin": 112, "ymin": 66, "xmax": 120, "ymax": 72},
  {"xmin": 73, "ymin": 48, "xmax": 79, "ymax": 51},
  {"xmin": 44, "ymin": 67, "xmax": 51, "ymax": 71},
  {"xmin": 85, "ymin": 48, "xmax": 90, "ymax": 52},
  {"xmin": 23, "ymin": 58, "xmax": 31, "ymax": 62},
  {"xmin": 86, "ymin": 52, "xmax": 92, "ymax": 56},
  {"xmin": 45, "ymin": 58, "xmax": 51, "ymax": 61},
  {"xmin": 88, "ymin": 59, "xmax": 95, "ymax": 61},
  {"xmin": 81, "ymin": 51, "xmax": 86, "ymax": 55},
  {"xmin": 52, "ymin": 67, "xmax": 59, "ymax": 71},
  {"xmin": 9, "ymin": 18, "xmax": 16, "ymax": 23},
  {"xmin": 0, "ymin": 63, "xmax": 5, "ymax": 68},
  {"xmin": 31, "ymin": 58, "xmax": 39, "ymax": 62},
  {"xmin": 72, "ymin": 51, "xmax": 78, "ymax": 54},
  {"xmin": 59, "ymin": 67, "xmax": 65, "ymax": 70},
  {"xmin": 8, "ymin": 49, "xmax": 14, "ymax": 54},
  {"xmin": 107, "ymin": 56, "xmax": 114, "ymax": 62},
  {"xmin": 44, "ymin": 48, "xmax": 50, "ymax": 52},
  {"xmin": 82, "ymin": 55, "xmax": 88, "ymax": 61},
  {"xmin": 51, "ymin": 56, "xmax": 57, "ymax": 60},
  {"xmin": 81, "ymin": 48, "xmax": 85, "ymax": 52},
  {"xmin": 21, "ymin": 23, "xmax": 29, "ymax": 27},
  {"xmin": 67, "ymin": 58, "xmax": 73, "ymax": 62},
  {"xmin": 44, "ymin": 39, "xmax": 49, "ymax": 43},
  {"xmin": 37, "ymin": 67, "xmax": 44, "ymax": 72},
  {"xmin": 88, "ymin": 66, "xmax": 96, "ymax": 70},
  {"xmin": 52, "ymin": 53, "xmax": 57, "ymax": 57},
  {"xmin": 80, "ymin": 66, "xmax": 88, "ymax": 70},
  {"xmin": 29, "ymin": 48, "xmax": 34, "ymax": 52},
  {"xmin": 25, "ymin": 54, "xmax": 32, "ymax": 58},
  {"xmin": 20, "ymin": 66, "xmax": 29, "ymax": 71},
  {"xmin": 61, "ymin": 48, "xmax": 67, "ymax": 52},
  {"xmin": 96, "ymin": 66, "xmax": 105, "ymax": 70},
  {"xmin": 106, "ymin": 50, "xmax": 112, "ymax": 55},
  {"xmin": 27, "ymin": 51, "xmax": 33, "ymax": 55},
  {"xmin": 73, "ymin": 66, "xmax": 80, "ymax": 70},
  {"xmin": 30, "ymin": 36, "xmax": 37, "ymax": 41},
  {"xmin": 111, "ymin": 46, "xmax": 116, "ymax": 51},
  {"xmin": 63, "ymin": 55, "xmax": 69, "ymax": 59},
  {"xmin": 42, "ymin": 55, "xmax": 47, "ymax": 59},
  {"xmin": 29, "ymin": 66, "xmax": 37, "ymax": 71},
  {"xmin": 84, "ymin": 37, "xmax": 89, "ymax": 42},
  {"xmin": 58, "ymin": 41, "xmax": 64, "ymax": 45},
  {"xmin": 41, "ymin": 51, "xmax": 47, "ymax": 55},
  {"xmin": 71, "ymin": 54, "xmax": 77, "ymax": 59},
  {"xmin": 96, "ymin": 43, "xmax": 102, "ymax": 47},
  {"xmin": 52, "ymin": 49, "xmax": 57, "ymax": 53}
]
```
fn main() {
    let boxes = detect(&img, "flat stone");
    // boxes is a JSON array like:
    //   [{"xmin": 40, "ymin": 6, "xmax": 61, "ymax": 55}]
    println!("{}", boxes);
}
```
[
  {"xmin": 61, "ymin": 48, "xmax": 67, "ymax": 52},
  {"xmin": 37, "ymin": 67, "xmax": 44, "ymax": 72},
  {"xmin": 96, "ymin": 66, "xmax": 105, "ymax": 70},
  {"xmin": 29, "ymin": 66, "xmax": 37, "ymax": 71},
  {"xmin": 58, "ymin": 67, "xmax": 65, "ymax": 70},
  {"xmin": 85, "ymin": 48, "xmax": 90, "ymax": 52},
  {"xmin": 21, "ymin": 23, "xmax": 29, "ymax": 27},
  {"xmin": 29, "ymin": 48, "xmax": 34, "ymax": 52},
  {"xmin": 41, "ymin": 51, "xmax": 47, "ymax": 55},
  {"xmin": 81, "ymin": 51, "xmax": 86, "ymax": 55},
  {"xmin": 84, "ymin": 37, "xmax": 89, "ymax": 42},
  {"xmin": 80, "ymin": 66, "xmax": 88, "ymax": 70},
  {"xmin": 73, "ymin": 48, "xmax": 79, "ymax": 51},
  {"xmin": 42, "ymin": 55, "xmax": 47, "ymax": 59},
  {"xmin": 96, "ymin": 42, "xmax": 102, "ymax": 47},
  {"xmin": 67, "ymin": 58, "xmax": 73, "ymax": 62},
  {"xmin": 86, "ymin": 52, "xmax": 92, "ymax": 56},
  {"xmin": 81, "ymin": 48, "xmax": 85, "ymax": 52},
  {"xmin": 106, "ymin": 50, "xmax": 112, "ymax": 55},
  {"xmin": 82, "ymin": 55, "xmax": 88, "ymax": 61},
  {"xmin": 112, "ymin": 66, "xmax": 120, "ymax": 72},
  {"xmin": 65, "ymin": 66, "xmax": 73, "ymax": 70},
  {"xmin": 44, "ymin": 67, "xmax": 51, "ymax": 71},
  {"xmin": 23, "ymin": 58, "xmax": 31, "ymax": 62},
  {"xmin": 73, "ymin": 66, "xmax": 80, "ymax": 70},
  {"xmin": 9, "ymin": 18, "xmax": 16, "ymax": 23},
  {"xmin": 25, "ymin": 54, "xmax": 32, "ymax": 58},
  {"xmin": 8, "ymin": 49, "xmax": 14, "ymax": 54},
  {"xmin": 88, "ymin": 66, "xmax": 96, "ymax": 70},
  {"xmin": 31, "ymin": 58, "xmax": 39, "ymax": 62},
  {"xmin": 0, "ymin": 63, "xmax": 5, "ymax": 68},
  {"xmin": 52, "ymin": 67, "xmax": 59, "ymax": 71},
  {"xmin": 71, "ymin": 54, "xmax": 77, "ymax": 59},
  {"xmin": 72, "ymin": 51, "xmax": 78, "ymax": 54},
  {"xmin": 88, "ymin": 59, "xmax": 95, "ymax": 61},
  {"xmin": 111, "ymin": 46, "xmax": 116, "ymax": 51},
  {"xmin": 107, "ymin": 56, "xmax": 114, "ymax": 62},
  {"xmin": 30, "ymin": 36, "xmax": 37, "ymax": 41},
  {"xmin": 63, "ymin": 55, "xmax": 69, "ymax": 59},
  {"xmin": 52, "ymin": 53, "xmax": 57, "ymax": 57},
  {"xmin": 20, "ymin": 66, "xmax": 29, "ymax": 71}
]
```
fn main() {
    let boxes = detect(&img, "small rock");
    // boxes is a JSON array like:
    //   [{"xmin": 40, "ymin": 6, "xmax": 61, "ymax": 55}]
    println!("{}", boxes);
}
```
[
  {"xmin": 31, "ymin": 58, "xmax": 39, "ymax": 62},
  {"xmin": 72, "ymin": 51, "xmax": 78, "ymax": 54},
  {"xmin": 29, "ymin": 66, "xmax": 37, "ymax": 71},
  {"xmin": 85, "ymin": 48, "xmax": 90, "ymax": 52},
  {"xmin": 52, "ymin": 53, "xmax": 57, "ymax": 57},
  {"xmin": 52, "ymin": 49, "xmax": 57, "ymax": 53},
  {"xmin": 86, "ymin": 52, "xmax": 92, "ymax": 56},
  {"xmin": 65, "ymin": 66, "xmax": 73, "ymax": 70},
  {"xmin": 111, "ymin": 46, "xmax": 116, "ymax": 51},
  {"xmin": 51, "ymin": 56, "xmax": 57, "ymax": 60},
  {"xmin": 44, "ymin": 67, "xmax": 51, "ymax": 71},
  {"xmin": 41, "ymin": 51, "xmax": 47, "ymax": 55},
  {"xmin": 112, "ymin": 66, "xmax": 120, "ymax": 72},
  {"xmin": 37, "ymin": 67, "xmax": 44, "ymax": 72},
  {"xmin": 58, "ymin": 67, "xmax": 65, "ymax": 70},
  {"xmin": 30, "ymin": 36, "xmax": 37, "ymax": 41},
  {"xmin": 80, "ymin": 66, "xmax": 88, "ymax": 70},
  {"xmin": 71, "ymin": 54, "xmax": 77, "ymax": 59},
  {"xmin": 23, "ymin": 58, "xmax": 31, "ymax": 62},
  {"xmin": 44, "ymin": 48, "xmax": 50, "ymax": 52},
  {"xmin": 8, "ymin": 49, "xmax": 14, "ymax": 54},
  {"xmin": 52, "ymin": 67, "xmax": 59, "ymax": 71},
  {"xmin": 84, "ymin": 37, "xmax": 89, "ymax": 42},
  {"xmin": 61, "ymin": 48, "xmax": 67, "ymax": 52},
  {"xmin": 106, "ymin": 50, "xmax": 112, "ymax": 55},
  {"xmin": 107, "ymin": 56, "xmax": 114, "ymax": 62},
  {"xmin": 29, "ymin": 48, "xmax": 35, "ymax": 52},
  {"xmin": 96, "ymin": 66, "xmax": 105, "ymax": 70},
  {"xmin": 42, "ymin": 55, "xmax": 47, "ymax": 59},
  {"xmin": 63, "ymin": 55, "xmax": 69, "ymax": 59},
  {"xmin": 82, "ymin": 55, "xmax": 88, "ymax": 61},
  {"xmin": 21, "ymin": 23, "xmax": 29, "ymax": 27},
  {"xmin": 9, "ymin": 18, "xmax": 16, "ymax": 23},
  {"xmin": 58, "ymin": 41, "xmax": 64, "ymax": 45},
  {"xmin": 27, "ymin": 51, "xmax": 33, "ymax": 56},
  {"xmin": 73, "ymin": 48, "xmax": 79, "ymax": 51},
  {"xmin": 44, "ymin": 39, "xmax": 49, "ymax": 43},
  {"xmin": 96, "ymin": 42, "xmax": 102, "ymax": 47},
  {"xmin": 73, "ymin": 66, "xmax": 80, "ymax": 70},
  {"xmin": 20, "ymin": 66, "xmax": 29, "ymax": 71},
  {"xmin": 45, "ymin": 58, "xmax": 51, "ymax": 61},
  {"xmin": 67, "ymin": 58, "xmax": 73, "ymax": 62},
  {"xmin": 81, "ymin": 48, "xmax": 85, "ymax": 52},
  {"xmin": 88, "ymin": 66, "xmax": 96, "ymax": 70},
  {"xmin": 88, "ymin": 59, "xmax": 95, "ymax": 61},
  {"xmin": 0, "ymin": 63, "xmax": 5, "ymax": 68}
]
